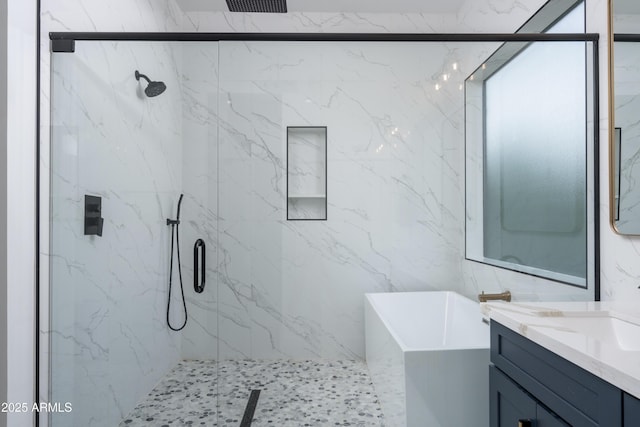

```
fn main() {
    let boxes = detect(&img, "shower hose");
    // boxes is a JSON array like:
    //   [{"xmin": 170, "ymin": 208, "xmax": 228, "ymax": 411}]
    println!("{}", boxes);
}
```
[{"xmin": 167, "ymin": 194, "xmax": 187, "ymax": 331}]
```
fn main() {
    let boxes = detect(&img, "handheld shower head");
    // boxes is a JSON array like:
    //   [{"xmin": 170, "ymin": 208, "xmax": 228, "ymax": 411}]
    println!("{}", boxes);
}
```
[
  {"xmin": 135, "ymin": 70, "xmax": 167, "ymax": 97},
  {"xmin": 166, "ymin": 194, "xmax": 184, "ymax": 227},
  {"xmin": 177, "ymin": 194, "xmax": 184, "ymax": 221}
]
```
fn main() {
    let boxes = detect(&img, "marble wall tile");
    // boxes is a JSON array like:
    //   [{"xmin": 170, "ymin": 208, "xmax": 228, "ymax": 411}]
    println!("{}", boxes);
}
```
[
  {"xmin": 457, "ymin": 0, "xmax": 547, "ymax": 32},
  {"xmin": 214, "ymin": 41, "xmax": 495, "ymax": 359},
  {"xmin": 178, "ymin": 11, "xmax": 460, "ymax": 33},
  {"xmin": 613, "ymin": 13, "xmax": 640, "ymax": 33},
  {"xmin": 42, "ymin": 0, "xmax": 181, "ymax": 33}
]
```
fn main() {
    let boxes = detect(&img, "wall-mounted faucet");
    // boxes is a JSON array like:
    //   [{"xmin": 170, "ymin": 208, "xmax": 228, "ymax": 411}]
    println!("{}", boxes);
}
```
[{"xmin": 478, "ymin": 290, "xmax": 511, "ymax": 303}]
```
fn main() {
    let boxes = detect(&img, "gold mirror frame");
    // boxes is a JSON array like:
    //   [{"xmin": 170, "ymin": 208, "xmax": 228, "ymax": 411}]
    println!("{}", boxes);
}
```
[
  {"xmin": 608, "ymin": 0, "xmax": 618, "ymax": 234},
  {"xmin": 608, "ymin": 0, "xmax": 640, "ymax": 235}
]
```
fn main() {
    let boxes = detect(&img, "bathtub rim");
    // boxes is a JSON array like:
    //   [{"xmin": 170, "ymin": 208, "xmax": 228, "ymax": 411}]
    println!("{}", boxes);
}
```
[{"xmin": 365, "ymin": 291, "xmax": 490, "ymax": 353}]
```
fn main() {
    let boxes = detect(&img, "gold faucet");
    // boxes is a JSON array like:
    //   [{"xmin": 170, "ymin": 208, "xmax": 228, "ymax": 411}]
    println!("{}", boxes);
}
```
[{"xmin": 478, "ymin": 290, "xmax": 511, "ymax": 303}]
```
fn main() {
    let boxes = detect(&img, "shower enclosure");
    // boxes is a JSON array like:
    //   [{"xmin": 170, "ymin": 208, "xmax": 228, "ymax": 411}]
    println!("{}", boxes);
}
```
[
  {"xmin": 45, "ymin": 34, "xmax": 596, "ymax": 426},
  {"xmin": 49, "ymin": 40, "xmax": 220, "ymax": 425}
]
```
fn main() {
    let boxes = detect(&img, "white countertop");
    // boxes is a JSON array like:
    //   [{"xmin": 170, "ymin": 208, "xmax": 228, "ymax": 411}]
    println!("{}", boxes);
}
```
[{"xmin": 482, "ymin": 300, "xmax": 640, "ymax": 399}]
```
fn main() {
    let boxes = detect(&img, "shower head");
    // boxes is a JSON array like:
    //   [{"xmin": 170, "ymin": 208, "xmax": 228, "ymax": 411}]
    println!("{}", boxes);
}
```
[{"xmin": 135, "ymin": 70, "xmax": 167, "ymax": 97}]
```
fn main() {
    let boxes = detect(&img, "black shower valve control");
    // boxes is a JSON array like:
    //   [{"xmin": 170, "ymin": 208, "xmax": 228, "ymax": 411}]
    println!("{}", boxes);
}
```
[
  {"xmin": 166, "ymin": 218, "xmax": 180, "ymax": 226},
  {"xmin": 84, "ymin": 194, "xmax": 104, "ymax": 237}
]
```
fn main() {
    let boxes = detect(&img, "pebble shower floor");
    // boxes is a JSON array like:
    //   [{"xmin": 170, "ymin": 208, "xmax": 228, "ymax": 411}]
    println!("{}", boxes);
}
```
[{"xmin": 120, "ymin": 359, "xmax": 385, "ymax": 426}]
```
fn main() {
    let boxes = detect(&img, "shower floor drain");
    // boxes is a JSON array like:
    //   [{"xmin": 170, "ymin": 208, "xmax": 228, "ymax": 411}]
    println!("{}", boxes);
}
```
[{"xmin": 240, "ymin": 389, "xmax": 261, "ymax": 427}]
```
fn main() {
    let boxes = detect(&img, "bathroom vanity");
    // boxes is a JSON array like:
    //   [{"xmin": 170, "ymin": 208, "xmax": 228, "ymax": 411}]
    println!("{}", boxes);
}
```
[{"xmin": 484, "ymin": 302, "xmax": 640, "ymax": 426}]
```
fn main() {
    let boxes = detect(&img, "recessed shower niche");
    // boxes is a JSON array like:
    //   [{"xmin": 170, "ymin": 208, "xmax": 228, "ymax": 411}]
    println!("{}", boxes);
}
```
[{"xmin": 286, "ymin": 126, "xmax": 327, "ymax": 220}]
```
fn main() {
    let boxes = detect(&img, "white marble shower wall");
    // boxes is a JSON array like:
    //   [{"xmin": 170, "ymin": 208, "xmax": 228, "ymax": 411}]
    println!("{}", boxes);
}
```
[
  {"xmin": 214, "ymin": 41, "xmax": 496, "ymax": 360},
  {"xmin": 48, "ymin": 41, "xmax": 202, "ymax": 426}
]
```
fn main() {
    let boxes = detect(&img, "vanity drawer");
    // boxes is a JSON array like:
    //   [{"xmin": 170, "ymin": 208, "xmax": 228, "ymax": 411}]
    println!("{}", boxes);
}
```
[
  {"xmin": 491, "ymin": 321, "xmax": 622, "ymax": 427},
  {"xmin": 490, "ymin": 365, "xmax": 569, "ymax": 427}
]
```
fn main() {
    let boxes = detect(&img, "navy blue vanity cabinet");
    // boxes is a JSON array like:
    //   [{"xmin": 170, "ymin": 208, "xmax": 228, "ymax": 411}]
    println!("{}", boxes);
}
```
[
  {"xmin": 490, "ymin": 321, "xmax": 622, "ymax": 427},
  {"xmin": 624, "ymin": 393, "xmax": 640, "ymax": 425}
]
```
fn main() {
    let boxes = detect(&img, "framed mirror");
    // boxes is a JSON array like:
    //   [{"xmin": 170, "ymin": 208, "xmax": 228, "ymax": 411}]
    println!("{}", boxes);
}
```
[{"xmin": 610, "ymin": 0, "xmax": 640, "ymax": 235}]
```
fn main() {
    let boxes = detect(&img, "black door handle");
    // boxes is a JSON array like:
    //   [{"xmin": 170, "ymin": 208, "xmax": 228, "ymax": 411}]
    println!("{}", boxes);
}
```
[{"xmin": 194, "ymin": 239, "xmax": 205, "ymax": 293}]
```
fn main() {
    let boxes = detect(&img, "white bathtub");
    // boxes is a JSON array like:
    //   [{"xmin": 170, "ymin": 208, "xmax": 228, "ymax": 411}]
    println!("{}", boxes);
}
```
[{"xmin": 365, "ymin": 291, "xmax": 490, "ymax": 427}]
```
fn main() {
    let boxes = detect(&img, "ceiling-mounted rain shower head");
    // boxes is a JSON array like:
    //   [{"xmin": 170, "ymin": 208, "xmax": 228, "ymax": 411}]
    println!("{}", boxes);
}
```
[
  {"xmin": 226, "ymin": 0, "xmax": 287, "ymax": 13},
  {"xmin": 135, "ymin": 70, "xmax": 167, "ymax": 97}
]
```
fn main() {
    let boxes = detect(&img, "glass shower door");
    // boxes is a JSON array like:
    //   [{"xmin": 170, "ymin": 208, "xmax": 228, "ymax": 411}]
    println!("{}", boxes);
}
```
[{"xmin": 48, "ymin": 40, "xmax": 220, "ymax": 426}]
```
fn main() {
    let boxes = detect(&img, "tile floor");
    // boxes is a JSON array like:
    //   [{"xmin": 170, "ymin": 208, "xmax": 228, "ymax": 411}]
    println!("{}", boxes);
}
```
[{"xmin": 120, "ymin": 359, "xmax": 385, "ymax": 426}]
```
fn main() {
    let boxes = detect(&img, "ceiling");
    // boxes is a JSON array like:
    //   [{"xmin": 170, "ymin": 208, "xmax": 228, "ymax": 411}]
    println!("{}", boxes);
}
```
[{"xmin": 175, "ymin": 0, "xmax": 468, "ymax": 14}]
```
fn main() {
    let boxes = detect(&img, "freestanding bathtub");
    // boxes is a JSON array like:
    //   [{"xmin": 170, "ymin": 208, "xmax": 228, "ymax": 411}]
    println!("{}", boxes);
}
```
[{"xmin": 365, "ymin": 291, "xmax": 490, "ymax": 427}]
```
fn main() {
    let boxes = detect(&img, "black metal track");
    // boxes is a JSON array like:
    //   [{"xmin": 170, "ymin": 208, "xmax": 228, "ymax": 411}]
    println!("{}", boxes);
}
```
[
  {"xmin": 35, "ymin": 0, "xmax": 42, "ymax": 423},
  {"xmin": 593, "ymin": 38, "xmax": 601, "ymax": 301},
  {"xmin": 614, "ymin": 33, "xmax": 640, "ymax": 42},
  {"xmin": 49, "ymin": 32, "xmax": 598, "ymax": 43}
]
